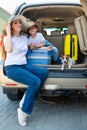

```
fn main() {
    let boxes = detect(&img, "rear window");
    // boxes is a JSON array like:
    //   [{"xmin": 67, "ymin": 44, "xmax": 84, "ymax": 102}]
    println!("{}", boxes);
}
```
[{"xmin": 44, "ymin": 27, "xmax": 68, "ymax": 35}]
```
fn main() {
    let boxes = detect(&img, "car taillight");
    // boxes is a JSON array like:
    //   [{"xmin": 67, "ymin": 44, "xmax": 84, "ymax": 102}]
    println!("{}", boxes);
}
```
[
  {"xmin": 85, "ymin": 85, "xmax": 87, "ymax": 88},
  {"xmin": 6, "ymin": 84, "xmax": 17, "ymax": 86}
]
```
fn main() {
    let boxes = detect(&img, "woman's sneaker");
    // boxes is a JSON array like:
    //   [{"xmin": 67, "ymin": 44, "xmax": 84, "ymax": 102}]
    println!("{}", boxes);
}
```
[{"xmin": 17, "ymin": 108, "xmax": 28, "ymax": 126}]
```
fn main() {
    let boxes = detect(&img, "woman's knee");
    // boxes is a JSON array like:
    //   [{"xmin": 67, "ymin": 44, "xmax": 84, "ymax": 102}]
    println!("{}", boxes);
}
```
[{"xmin": 33, "ymin": 77, "xmax": 41, "ymax": 89}]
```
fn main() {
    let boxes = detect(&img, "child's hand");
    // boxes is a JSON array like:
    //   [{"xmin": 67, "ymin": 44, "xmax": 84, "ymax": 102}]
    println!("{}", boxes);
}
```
[
  {"xmin": 47, "ymin": 46, "xmax": 52, "ymax": 51},
  {"xmin": 30, "ymin": 43, "xmax": 36, "ymax": 50}
]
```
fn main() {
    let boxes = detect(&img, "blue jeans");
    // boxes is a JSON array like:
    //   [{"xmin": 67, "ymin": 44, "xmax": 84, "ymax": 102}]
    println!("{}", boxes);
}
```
[
  {"xmin": 4, "ymin": 64, "xmax": 48, "ymax": 114},
  {"xmin": 45, "ymin": 40, "xmax": 59, "ymax": 62}
]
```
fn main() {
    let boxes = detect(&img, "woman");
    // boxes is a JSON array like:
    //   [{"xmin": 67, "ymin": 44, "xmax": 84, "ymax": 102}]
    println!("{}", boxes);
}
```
[{"xmin": 3, "ymin": 15, "xmax": 48, "ymax": 126}]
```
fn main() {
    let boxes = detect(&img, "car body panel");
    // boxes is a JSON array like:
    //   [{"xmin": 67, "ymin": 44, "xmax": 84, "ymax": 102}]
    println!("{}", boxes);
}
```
[{"xmin": 80, "ymin": 0, "xmax": 87, "ymax": 16}]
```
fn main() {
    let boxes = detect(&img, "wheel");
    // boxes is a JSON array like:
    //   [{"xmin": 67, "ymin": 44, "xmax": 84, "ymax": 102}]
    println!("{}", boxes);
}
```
[
  {"xmin": 7, "ymin": 93, "xmax": 19, "ymax": 101},
  {"xmin": 6, "ymin": 89, "xmax": 25, "ymax": 101}
]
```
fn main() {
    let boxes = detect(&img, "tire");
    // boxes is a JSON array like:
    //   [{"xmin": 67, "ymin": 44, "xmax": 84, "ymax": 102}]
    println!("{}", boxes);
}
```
[
  {"xmin": 6, "ymin": 89, "xmax": 25, "ymax": 101},
  {"xmin": 7, "ymin": 93, "xmax": 19, "ymax": 101}
]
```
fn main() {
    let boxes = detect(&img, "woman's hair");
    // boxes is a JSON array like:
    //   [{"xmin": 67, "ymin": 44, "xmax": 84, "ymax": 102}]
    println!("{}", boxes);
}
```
[{"xmin": 0, "ymin": 29, "xmax": 7, "ymax": 60}]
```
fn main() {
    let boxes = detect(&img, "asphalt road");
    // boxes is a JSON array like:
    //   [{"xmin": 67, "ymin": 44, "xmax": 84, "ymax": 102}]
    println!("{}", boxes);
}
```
[{"xmin": 0, "ymin": 87, "xmax": 87, "ymax": 130}]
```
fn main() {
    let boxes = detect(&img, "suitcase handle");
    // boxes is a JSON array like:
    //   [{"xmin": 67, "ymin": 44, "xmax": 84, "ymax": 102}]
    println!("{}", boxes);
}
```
[{"xmin": 72, "ymin": 39, "xmax": 75, "ymax": 57}]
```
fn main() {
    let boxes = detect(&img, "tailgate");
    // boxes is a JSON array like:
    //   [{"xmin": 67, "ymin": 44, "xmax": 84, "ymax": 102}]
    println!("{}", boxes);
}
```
[
  {"xmin": 48, "ymin": 69, "xmax": 87, "ymax": 78},
  {"xmin": 44, "ymin": 67, "xmax": 87, "ymax": 90}
]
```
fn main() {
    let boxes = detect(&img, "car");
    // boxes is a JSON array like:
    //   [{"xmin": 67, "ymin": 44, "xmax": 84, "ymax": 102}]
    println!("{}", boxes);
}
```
[{"xmin": 0, "ymin": 0, "xmax": 87, "ymax": 100}]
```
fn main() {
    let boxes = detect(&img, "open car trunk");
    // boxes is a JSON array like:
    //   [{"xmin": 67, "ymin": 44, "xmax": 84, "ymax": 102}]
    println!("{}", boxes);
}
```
[{"xmin": 21, "ymin": 0, "xmax": 87, "ymax": 64}]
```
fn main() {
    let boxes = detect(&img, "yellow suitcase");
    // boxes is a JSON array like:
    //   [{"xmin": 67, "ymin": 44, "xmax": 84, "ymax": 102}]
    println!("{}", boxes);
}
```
[{"xmin": 64, "ymin": 34, "xmax": 78, "ymax": 60}]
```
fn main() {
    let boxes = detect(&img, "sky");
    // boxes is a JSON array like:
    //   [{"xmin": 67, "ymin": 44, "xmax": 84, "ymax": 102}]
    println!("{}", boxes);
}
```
[
  {"xmin": 0, "ymin": 0, "xmax": 80, "ymax": 14},
  {"xmin": 0, "ymin": 0, "xmax": 29, "ymax": 14}
]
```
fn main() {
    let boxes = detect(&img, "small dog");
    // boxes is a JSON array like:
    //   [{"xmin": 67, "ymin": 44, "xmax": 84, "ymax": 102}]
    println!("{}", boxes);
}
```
[{"xmin": 60, "ymin": 54, "xmax": 76, "ymax": 71}]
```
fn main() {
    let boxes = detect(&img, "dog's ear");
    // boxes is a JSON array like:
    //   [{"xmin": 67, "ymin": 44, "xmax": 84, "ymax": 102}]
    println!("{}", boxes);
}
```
[
  {"xmin": 65, "ymin": 54, "xmax": 70, "ymax": 60},
  {"xmin": 67, "ymin": 54, "xmax": 70, "ymax": 57},
  {"xmin": 61, "ymin": 54, "xmax": 64, "ymax": 59},
  {"xmin": 66, "ymin": 54, "xmax": 70, "ymax": 58}
]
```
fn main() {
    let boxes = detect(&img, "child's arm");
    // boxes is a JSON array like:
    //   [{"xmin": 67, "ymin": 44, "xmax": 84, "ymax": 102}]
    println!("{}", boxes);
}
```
[
  {"xmin": 35, "ymin": 41, "xmax": 45, "ymax": 48},
  {"xmin": 30, "ymin": 41, "xmax": 45, "ymax": 50}
]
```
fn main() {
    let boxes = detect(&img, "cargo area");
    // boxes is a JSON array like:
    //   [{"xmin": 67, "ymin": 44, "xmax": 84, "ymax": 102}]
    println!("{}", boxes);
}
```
[{"xmin": 22, "ymin": 2, "xmax": 87, "ymax": 66}]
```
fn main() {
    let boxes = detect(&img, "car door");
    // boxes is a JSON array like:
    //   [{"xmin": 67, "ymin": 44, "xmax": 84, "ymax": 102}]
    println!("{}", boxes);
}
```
[
  {"xmin": 12, "ymin": 2, "xmax": 26, "ymax": 15},
  {"xmin": 74, "ymin": 0, "xmax": 87, "ymax": 54},
  {"xmin": 80, "ymin": 0, "xmax": 87, "ymax": 17}
]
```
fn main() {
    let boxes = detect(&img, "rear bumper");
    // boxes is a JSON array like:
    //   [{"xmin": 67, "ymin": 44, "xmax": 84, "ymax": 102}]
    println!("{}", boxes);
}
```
[{"xmin": 44, "ymin": 78, "xmax": 87, "ymax": 90}]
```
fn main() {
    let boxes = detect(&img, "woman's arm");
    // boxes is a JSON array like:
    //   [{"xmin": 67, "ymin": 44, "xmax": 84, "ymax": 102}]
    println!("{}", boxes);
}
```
[{"xmin": 4, "ymin": 24, "xmax": 13, "ymax": 52}]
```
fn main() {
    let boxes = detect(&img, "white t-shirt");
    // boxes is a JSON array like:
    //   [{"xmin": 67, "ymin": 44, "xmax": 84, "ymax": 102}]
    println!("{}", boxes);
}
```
[
  {"xmin": 28, "ymin": 32, "xmax": 45, "ymax": 45},
  {"xmin": 4, "ymin": 35, "xmax": 29, "ymax": 66}
]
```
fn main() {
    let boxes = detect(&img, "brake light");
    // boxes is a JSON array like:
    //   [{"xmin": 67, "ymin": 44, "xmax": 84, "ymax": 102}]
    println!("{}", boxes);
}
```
[
  {"xmin": 85, "ymin": 85, "xmax": 87, "ymax": 88},
  {"xmin": 6, "ymin": 84, "xmax": 17, "ymax": 86}
]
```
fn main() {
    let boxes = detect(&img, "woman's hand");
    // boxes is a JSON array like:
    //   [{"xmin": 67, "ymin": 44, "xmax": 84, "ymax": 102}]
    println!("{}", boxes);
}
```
[
  {"xmin": 5, "ymin": 24, "xmax": 11, "ymax": 35},
  {"xmin": 4, "ymin": 24, "xmax": 13, "ymax": 52}
]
